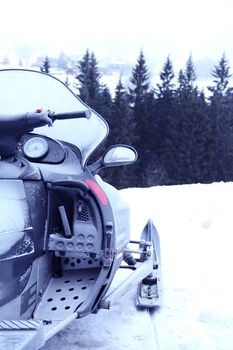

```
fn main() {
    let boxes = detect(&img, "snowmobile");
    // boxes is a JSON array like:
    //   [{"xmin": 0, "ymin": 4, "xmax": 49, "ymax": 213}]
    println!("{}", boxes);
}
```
[{"xmin": 0, "ymin": 69, "xmax": 162, "ymax": 350}]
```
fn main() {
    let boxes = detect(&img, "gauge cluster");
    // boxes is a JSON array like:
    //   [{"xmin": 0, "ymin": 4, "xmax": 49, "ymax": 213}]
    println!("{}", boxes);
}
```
[
  {"xmin": 23, "ymin": 136, "xmax": 49, "ymax": 159},
  {"xmin": 20, "ymin": 134, "xmax": 66, "ymax": 164}
]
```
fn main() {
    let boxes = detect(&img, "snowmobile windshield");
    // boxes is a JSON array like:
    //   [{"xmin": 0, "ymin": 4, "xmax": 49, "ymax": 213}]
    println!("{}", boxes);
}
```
[{"xmin": 0, "ymin": 69, "xmax": 109, "ymax": 164}]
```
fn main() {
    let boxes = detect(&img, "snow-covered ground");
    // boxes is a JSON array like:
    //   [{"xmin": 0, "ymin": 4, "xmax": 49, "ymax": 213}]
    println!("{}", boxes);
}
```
[{"xmin": 42, "ymin": 182, "xmax": 233, "ymax": 350}]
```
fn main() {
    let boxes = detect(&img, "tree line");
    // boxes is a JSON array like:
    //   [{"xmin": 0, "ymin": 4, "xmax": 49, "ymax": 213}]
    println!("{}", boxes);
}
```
[{"xmin": 41, "ymin": 51, "xmax": 233, "ymax": 189}]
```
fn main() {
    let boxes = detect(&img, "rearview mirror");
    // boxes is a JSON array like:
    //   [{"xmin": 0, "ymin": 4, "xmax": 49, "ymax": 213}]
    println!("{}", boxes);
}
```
[
  {"xmin": 103, "ymin": 145, "xmax": 137, "ymax": 165},
  {"xmin": 89, "ymin": 145, "xmax": 137, "ymax": 175}
]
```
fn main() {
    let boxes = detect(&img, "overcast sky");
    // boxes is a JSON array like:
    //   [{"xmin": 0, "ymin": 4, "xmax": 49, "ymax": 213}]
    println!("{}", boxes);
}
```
[{"xmin": 1, "ymin": 0, "xmax": 233, "ymax": 71}]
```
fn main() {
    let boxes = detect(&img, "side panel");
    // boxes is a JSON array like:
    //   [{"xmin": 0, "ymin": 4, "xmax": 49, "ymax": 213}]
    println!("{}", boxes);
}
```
[
  {"xmin": 0, "ymin": 179, "xmax": 49, "ymax": 319},
  {"xmin": 0, "ymin": 180, "xmax": 34, "ymax": 309},
  {"xmin": 94, "ymin": 175, "xmax": 130, "ymax": 252}
]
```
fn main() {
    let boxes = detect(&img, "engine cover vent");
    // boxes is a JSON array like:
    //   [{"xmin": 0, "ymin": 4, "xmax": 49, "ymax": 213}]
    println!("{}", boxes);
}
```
[{"xmin": 76, "ymin": 200, "xmax": 92, "ymax": 222}]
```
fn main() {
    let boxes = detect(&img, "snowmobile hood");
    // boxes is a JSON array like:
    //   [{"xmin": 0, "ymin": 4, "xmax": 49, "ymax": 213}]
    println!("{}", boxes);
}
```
[{"xmin": 0, "ymin": 69, "xmax": 109, "ymax": 165}]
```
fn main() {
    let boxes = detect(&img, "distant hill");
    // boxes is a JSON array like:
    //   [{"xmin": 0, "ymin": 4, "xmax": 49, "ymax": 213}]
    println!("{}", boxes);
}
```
[{"xmin": 0, "ymin": 50, "xmax": 229, "ymax": 94}]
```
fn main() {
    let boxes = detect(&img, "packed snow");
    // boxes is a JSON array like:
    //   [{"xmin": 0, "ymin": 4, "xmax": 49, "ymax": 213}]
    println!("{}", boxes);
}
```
[{"xmin": 42, "ymin": 182, "xmax": 233, "ymax": 350}]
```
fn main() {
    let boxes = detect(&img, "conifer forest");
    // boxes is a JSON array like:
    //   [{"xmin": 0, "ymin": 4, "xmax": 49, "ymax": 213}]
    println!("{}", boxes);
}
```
[{"xmin": 48, "ymin": 50, "xmax": 233, "ymax": 189}]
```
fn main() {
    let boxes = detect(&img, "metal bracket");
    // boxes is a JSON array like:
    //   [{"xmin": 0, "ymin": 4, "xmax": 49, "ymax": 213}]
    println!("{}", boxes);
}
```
[{"xmin": 99, "ymin": 240, "xmax": 154, "ymax": 309}]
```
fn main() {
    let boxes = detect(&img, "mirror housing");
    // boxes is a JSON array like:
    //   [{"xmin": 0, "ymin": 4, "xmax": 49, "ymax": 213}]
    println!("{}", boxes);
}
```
[{"xmin": 89, "ymin": 145, "xmax": 138, "ymax": 175}]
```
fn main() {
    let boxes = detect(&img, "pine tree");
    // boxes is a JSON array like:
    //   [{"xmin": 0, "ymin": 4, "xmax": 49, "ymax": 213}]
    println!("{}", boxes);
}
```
[
  {"xmin": 160, "ymin": 56, "xmax": 213, "ymax": 184},
  {"xmin": 153, "ymin": 56, "xmax": 176, "ymax": 185},
  {"xmin": 40, "ymin": 56, "xmax": 50, "ymax": 74},
  {"xmin": 176, "ymin": 56, "xmax": 214, "ymax": 183},
  {"xmin": 97, "ymin": 84, "xmax": 113, "ymax": 121},
  {"xmin": 75, "ymin": 50, "xmax": 101, "ymax": 110},
  {"xmin": 128, "ymin": 50, "xmax": 151, "ymax": 186},
  {"xmin": 103, "ymin": 78, "xmax": 137, "ymax": 188},
  {"xmin": 88, "ymin": 52, "xmax": 101, "ymax": 107},
  {"xmin": 208, "ymin": 54, "xmax": 233, "ymax": 181},
  {"xmin": 129, "ymin": 50, "xmax": 150, "ymax": 105},
  {"xmin": 177, "ymin": 54, "xmax": 197, "ymax": 96},
  {"xmin": 75, "ymin": 49, "xmax": 90, "ymax": 102},
  {"xmin": 185, "ymin": 54, "xmax": 196, "ymax": 86},
  {"xmin": 110, "ymin": 78, "xmax": 135, "ymax": 145},
  {"xmin": 208, "ymin": 53, "xmax": 231, "ymax": 96},
  {"xmin": 156, "ymin": 56, "xmax": 175, "ymax": 99}
]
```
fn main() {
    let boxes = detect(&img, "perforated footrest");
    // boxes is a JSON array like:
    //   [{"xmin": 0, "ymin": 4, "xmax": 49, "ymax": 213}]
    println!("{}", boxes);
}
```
[{"xmin": 34, "ymin": 268, "xmax": 100, "ymax": 321}]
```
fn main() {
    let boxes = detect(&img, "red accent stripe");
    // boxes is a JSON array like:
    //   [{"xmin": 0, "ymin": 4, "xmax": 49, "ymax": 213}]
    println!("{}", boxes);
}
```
[{"xmin": 85, "ymin": 179, "xmax": 108, "ymax": 206}]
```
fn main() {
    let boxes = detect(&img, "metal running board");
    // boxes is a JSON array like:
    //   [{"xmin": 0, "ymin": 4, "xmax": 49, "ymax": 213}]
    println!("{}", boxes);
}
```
[
  {"xmin": 0, "ymin": 320, "xmax": 44, "ymax": 350},
  {"xmin": 34, "ymin": 268, "xmax": 100, "ymax": 321}
]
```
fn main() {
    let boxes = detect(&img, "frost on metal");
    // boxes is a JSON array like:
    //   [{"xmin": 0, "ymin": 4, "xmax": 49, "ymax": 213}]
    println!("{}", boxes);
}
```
[{"xmin": 0, "ymin": 180, "xmax": 33, "ymax": 256}]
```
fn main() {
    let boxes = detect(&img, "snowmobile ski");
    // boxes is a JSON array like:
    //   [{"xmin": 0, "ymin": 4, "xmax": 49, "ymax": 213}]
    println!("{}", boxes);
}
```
[{"xmin": 136, "ymin": 220, "xmax": 162, "ymax": 309}]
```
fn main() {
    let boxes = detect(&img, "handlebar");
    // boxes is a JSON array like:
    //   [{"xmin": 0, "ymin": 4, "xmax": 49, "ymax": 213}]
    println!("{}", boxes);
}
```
[
  {"xmin": 52, "ymin": 110, "xmax": 91, "ymax": 120},
  {"xmin": 25, "ymin": 109, "xmax": 91, "ymax": 127},
  {"xmin": 0, "ymin": 109, "xmax": 91, "ymax": 129},
  {"xmin": 0, "ymin": 109, "xmax": 91, "ymax": 156}
]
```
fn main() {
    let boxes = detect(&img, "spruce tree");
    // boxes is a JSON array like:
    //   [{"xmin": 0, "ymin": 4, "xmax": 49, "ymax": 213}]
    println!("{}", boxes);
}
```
[
  {"xmin": 208, "ymin": 54, "xmax": 233, "ymax": 181},
  {"xmin": 156, "ymin": 56, "xmax": 175, "ymax": 99},
  {"xmin": 208, "ymin": 53, "xmax": 231, "ymax": 96},
  {"xmin": 103, "ymin": 78, "xmax": 137, "ymax": 188},
  {"xmin": 110, "ymin": 78, "xmax": 135, "ymax": 145},
  {"xmin": 177, "ymin": 56, "xmax": 214, "ymax": 183},
  {"xmin": 176, "ymin": 55, "xmax": 196, "ymax": 97},
  {"xmin": 88, "ymin": 52, "xmax": 101, "ymax": 107},
  {"xmin": 160, "ymin": 56, "xmax": 213, "ymax": 184},
  {"xmin": 76, "ymin": 49, "xmax": 90, "ymax": 102},
  {"xmin": 129, "ymin": 50, "xmax": 150, "ymax": 104},
  {"xmin": 97, "ymin": 84, "xmax": 113, "ymax": 121},
  {"xmin": 128, "ymin": 50, "xmax": 151, "ymax": 186},
  {"xmin": 154, "ymin": 56, "xmax": 176, "ymax": 185},
  {"xmin": 40, "ymin": 56, "xmax": 51, "ymax": 74},
  {"xmin": 75, "ymin": 50, "xmax": 101, "ymax": 110},
  {"xmin": 185, "ymin": 54, "xmax": 196, "ymax": 87}
]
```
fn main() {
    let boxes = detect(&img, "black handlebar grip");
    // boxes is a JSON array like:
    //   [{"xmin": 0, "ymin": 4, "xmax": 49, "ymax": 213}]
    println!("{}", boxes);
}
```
[{"xmin": 52, "ymin": 109, "xmax": 91, "ymax": 120}]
